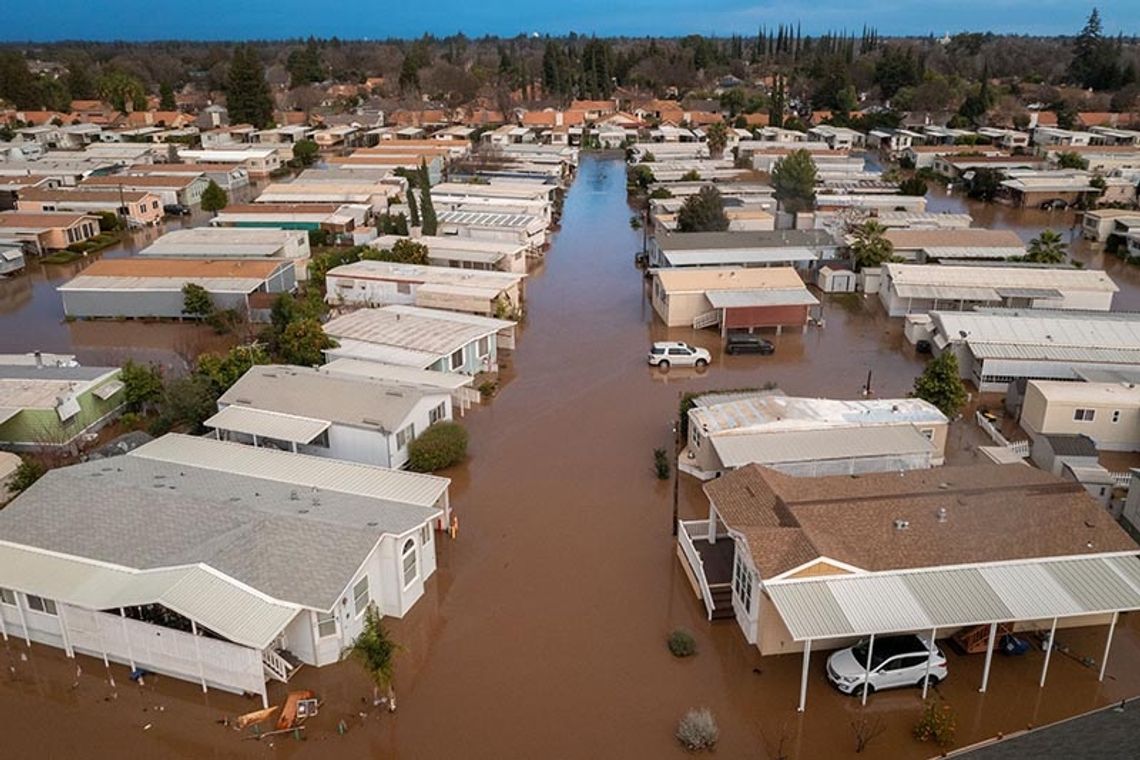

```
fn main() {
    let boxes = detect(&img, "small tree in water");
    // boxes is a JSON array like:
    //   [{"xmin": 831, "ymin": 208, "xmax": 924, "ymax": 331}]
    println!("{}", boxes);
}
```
[
  {"xmin": 850, "ymin": 220, "xmax": 894, "ymax": 271},
  {"xmin": 181, "ymin": 282, "xmax": 214, "ymax": 318},
  {"xmin": 677, "ymin": 186, "xmax": 729, "ymax": 232},
  {"xmin": 1023, "ymin": 229, "xmax": 1067, "ymax": 264},
  {"xmin": 348, "ymin": 606, "xmax": 400, "ymax": 707},
  {"xmin": 771, "ymin": 149, "xmax": 817, "ymax": 213},
  {"xmin": 913, "ymin": 352, "xmax": 968, "ymax": 418},
  {"xmin": 200, "ymin": 179, "xmax": 228, "ymax": 215}
]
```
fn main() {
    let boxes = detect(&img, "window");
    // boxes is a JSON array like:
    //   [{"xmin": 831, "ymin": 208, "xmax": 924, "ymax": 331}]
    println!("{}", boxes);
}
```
[
  {"xmin": 732, "ymin": 554, "xmax": 753, "ymax": 615},
  {"xmin": 352, "ymin": 576, "xmax": 370, "ymax": 617},
  {"xmin": 420, "ymin": 524, "xmax": 432, "ymax": 546},
  {"xmin": 396, "ymin": 282, "xmax": 411, "ymax": 295},
  {"xmin": 1113, "ymin": 410, "xmax": 1121, "ymax": 423},
  {"xmin": 0, "ymin": 588, "xmax": 15, "ymax": 606},
  {"xmin": 429, "ymin": 402, "xmax": 447, "ymax": 425},
  {"xmin": 402, "ymin": 538, "xmax": 418, "ymax": 586},
  {"xmin": 317, "ymin": 611, "xmax": 337, "ymax": 638},
  {"xmin": 25, "ymin": 595, "xmax": 57, "ymax": 616},
  {"xmin": 1074, "ymin": 408, "xmax": 1096, "ymax": 422},
  {"xmin": 396, "ymin": 424, "xmax": 415, "ymax": 450},
  {"xmin": 449, "ymin": 348, "xmax": 464, "ymax": 371},
  {"xmin": 477, "ymin": 336, "xmax": 490, "ymax": 357}
]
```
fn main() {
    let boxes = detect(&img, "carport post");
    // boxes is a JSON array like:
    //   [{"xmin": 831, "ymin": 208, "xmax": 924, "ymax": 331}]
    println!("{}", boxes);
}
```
[
  {"xmin": 1099, "ymin": 611, "xmax": 1119, "ymax": 682},
  {"xmin": 861, "ymin": 634, "xmax": 876, "ymax": 706},
  {"xmin": 797, "ymin": 640, "xmax": 811, "ymax": 712},
  {"xmin": 922, "ymin": 627, "xmax": 937, "ymax": 700},
  {"xmin": 1039, "ymin": 617, "xmax": 1058, "ymax": 687},
  {"xmin": 979, "ymin": 622, "xmax": 998, "ymax": 693}
]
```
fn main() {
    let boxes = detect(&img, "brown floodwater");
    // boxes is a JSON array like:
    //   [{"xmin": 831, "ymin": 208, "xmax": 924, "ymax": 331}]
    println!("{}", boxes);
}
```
[{"xmin": 3, "ymin": 157, "xmax": 1140, "ymax": 759}]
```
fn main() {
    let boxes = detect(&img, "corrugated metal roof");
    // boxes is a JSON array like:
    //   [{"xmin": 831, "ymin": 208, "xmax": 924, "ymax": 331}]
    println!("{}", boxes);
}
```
[
  {"xmin": 133, "ymin": 433, "xmax": 448, "ymax": 508},
  {"xmin": 765, "ymin": 554, "xmax": 1140, "ymax": 641},
  {"xmin": 711, "ymin": 425, "xmax": 933, "ymax": 469},
  {"xmin": 324, "ymin": 338, "xmax": 440, "ymax": 368},
  {"xmin": 438, "ymin": 210, "xmax": 541, "ymax": 228},
  {"xmin": 969, "ymin": 342, "xmax": 1140, "ymax": 364},
  {"xmin": 205, "ymin": 405, "xmax": 331, "ymax": 444},
  {"xmin": 705, "ymin": 288, "xmax": 820, "ymax": 308},
  {"xmin": 322, "ymin": 358, "xmax": 474, "ymax": 390},
  {"xmin": 0, "ymin": 543, "xmax": 297, "ymax": 649}
]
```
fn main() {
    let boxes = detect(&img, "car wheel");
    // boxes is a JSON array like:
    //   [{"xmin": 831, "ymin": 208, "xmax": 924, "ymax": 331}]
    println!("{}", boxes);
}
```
[
  {"xmin": 917, "ymin": 674, "xmax": 942, "ymax": 688},
  {"xmin": 856, "ymin": 684, "xmax": 875, "ymax": 697},
  {"xmin": 695, "ymin": 358, "xmax": 708, "ymax": 369},
  {"xmin": 658, "ymin": 359, "xmax": 670, "ymax": 369}
]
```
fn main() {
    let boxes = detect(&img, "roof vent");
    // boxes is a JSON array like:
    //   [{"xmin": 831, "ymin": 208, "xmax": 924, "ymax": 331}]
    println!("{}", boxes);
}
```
[
  {"xmin": 290, "ymin": 490, "xmax": 299, "ymax": 500},
  {"xmin": 936, "ymin": 506, "xmax": 948, "ymax": 523},
  {"xmin": 894, "ymin": 519, "xmax": 910, "ymax": 531}
]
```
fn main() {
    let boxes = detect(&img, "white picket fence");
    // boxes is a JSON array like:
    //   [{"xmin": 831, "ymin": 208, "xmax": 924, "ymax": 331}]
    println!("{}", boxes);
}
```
[{"xmin": 975, "ymin": 411, "xmax": 1030, "ymax": 458}]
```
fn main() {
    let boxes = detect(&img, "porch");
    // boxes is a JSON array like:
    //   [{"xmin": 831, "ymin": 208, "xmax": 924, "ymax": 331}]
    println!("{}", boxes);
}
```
[{"xmin": 676, "ymin": 518, "xmax": 736, "ymax": 620}]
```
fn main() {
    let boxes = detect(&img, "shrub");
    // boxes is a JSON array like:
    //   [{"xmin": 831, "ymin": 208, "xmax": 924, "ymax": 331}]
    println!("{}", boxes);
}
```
[
  {"xmin": 654, "ymin": 447, "xmax": 671, "ymax": 480},
  {"xmin": 478, "ymin": 380, "xmax": 498, "ymax": 398},
  {"xmin": 667, "ymin": 629, "xmax": 696, "ymax": 658},
  {"xmin": 407, "ymin": 422, "xmax": 468, "ymax": 472},
  {"xmin": 676, "ymin": 708, "xmax": 718, "ymax": 751},
  {"xmin": 913, "ymin": 700, "xmax": 956, "ymax": 747},
  {"xmin": 8, "ymin": 457, "xmax": 46, "ymax": 495}
]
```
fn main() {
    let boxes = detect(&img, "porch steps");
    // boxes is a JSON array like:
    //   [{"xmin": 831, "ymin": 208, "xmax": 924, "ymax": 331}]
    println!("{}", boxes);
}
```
[
  {"xmin": 693, "ymin": 310, "xmax": 721, "ymax": 330},
  {"xmin": 263, "ymin": 648, "xmax": 302, "ymax": 683},
  {"xmin": 709, "ymin": 583, "xmax": 735, "ymax": 620}
]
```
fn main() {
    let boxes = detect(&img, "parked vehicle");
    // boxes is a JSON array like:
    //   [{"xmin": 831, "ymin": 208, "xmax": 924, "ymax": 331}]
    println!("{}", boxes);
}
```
[
  {"xmin": 648, "ymin": 341, "xmax": 710, "ymax": 369},
  {"xmin": 915, "ymin": 339, "xmax": 932, "ymax": 354},
  {"xmin": 826, "ymin": 634, "xmax": 947, "ymax": 695},
  {"xmin": 725, "ymin": 333, "xmax": 775, "ymax": 355},
  {"xmin": 163, "ymin": 203, "xmax": 191, "ymax": 216}
]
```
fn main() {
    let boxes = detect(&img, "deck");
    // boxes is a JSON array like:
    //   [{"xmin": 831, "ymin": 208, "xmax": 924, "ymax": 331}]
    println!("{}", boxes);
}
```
[{"xmin": 693, "ymin": 537, "xmax": 735, "ymax": 586}]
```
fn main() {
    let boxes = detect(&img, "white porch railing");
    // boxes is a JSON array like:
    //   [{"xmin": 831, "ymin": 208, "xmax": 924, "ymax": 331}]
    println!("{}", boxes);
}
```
[
  {"xmin": 262, "ymin": 647, "xmax": 293, "ymax": 682},
  {"xmin": 975, "ymin": 411, "xmax": 1029, "ymax": 458},
  {"xmin": 1111, "ymin": 471, "xmax": 1133, "ymax": 489},
  {"xmin": 693, "ymin": 310, "xmax": 720, "ymax": 330},
  {"xmin": 678, "ymin": 520, "xmax": 715, "ymax": 620}
]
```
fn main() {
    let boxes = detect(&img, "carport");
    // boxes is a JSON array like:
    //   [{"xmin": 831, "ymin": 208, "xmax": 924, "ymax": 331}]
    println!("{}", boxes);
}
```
[
  {"xmin": 706, "ymin": 288, "xmax": 819, "ymax": 336},
  {"xmin": 763, "ymin": 553, "xmax": 1140, "ymax": 712}
]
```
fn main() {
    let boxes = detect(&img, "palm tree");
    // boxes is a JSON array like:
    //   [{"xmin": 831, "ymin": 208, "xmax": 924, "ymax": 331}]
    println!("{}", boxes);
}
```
[
  {"xmin": 1024, "ymin": 229, "xmax": 1067, "ymax": 264},
  {"xmin": 347, "ymin": 606, "xmax": 400, "ymax": 708},
  {"xmin": 850, "ymin": 220, "xmax": 894, "ymax": 271}
]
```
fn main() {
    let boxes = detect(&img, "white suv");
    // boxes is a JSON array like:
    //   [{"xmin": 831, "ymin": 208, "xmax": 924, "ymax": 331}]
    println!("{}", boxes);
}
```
[
  {"xmin": 826, "ymin": 634, "xmax": 947, "ymax": 696},
  {"xmin": 648, "ymin": 341, "xmax": 711, "ymax": 369}
]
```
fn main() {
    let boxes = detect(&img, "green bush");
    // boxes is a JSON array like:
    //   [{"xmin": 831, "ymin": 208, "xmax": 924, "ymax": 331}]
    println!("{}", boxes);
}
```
[
  {"xmin": 407, "ymin": 422, "xmax": 468, "ymax": 472},
  {"xmin": 668, "ymin": 629, "xmax": 697, "ymax": 658},
  {"xmin": 654, "ymin": 447, "xmax": 671, "ymax": 480}
]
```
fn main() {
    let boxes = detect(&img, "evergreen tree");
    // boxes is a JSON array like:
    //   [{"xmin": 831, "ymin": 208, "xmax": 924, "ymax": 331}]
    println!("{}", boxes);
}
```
[
  {"xmin": 1067, "ymin": 9, "xmax": 1123, "ymax": 90},
  {"xmin": 225, "ymin": 45, "xmax": 274, "ymax": 128},
  {"xmin": 406, "ymin": 180, "xmax": 420, "ymax": 227},
  {"xmin": 287, "ymin": 38, "xmax": 325, "ymax": 88},
  {"xmin": 771, "ymin": 149, "xmax": 818, "ymax": 213},
  {"xmin": 159, "ymin": 82, "xmax": 176, "ymax": 111},
  {"xmin": 418, "ymin": 160, "xmax": 437, "ymax": 236},
  {"xmin": 677, "ymin": 187, "xmax": 729, "ymax": 232},
  {"xmin": 200, "ymin": 180, "xmax": 228, "ymax": 215},
  {"xmin": 64, "ymin": 59, "xmax": 95, "ymax": 100},
  {"xmin": 912, "ymin": 352, "xmax": 968, "ymax": 418}
]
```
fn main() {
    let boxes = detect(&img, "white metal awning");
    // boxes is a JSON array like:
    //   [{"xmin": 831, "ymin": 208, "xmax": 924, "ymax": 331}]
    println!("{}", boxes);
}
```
[
  {"xmin": 0, "ymin": 406, "xmax": 19, "ymax": 425},
  {"xmin": 0, "ymin": 542, "xmax": 298, "ymax": 650},
  {"xmin": 706, "ymin": 288, "xmax": 819, "ymax": 309},
  {"xmin": 765, "ymin": 554, "xmax": 1140, "ymax": 641},
  {"xmin": 204, "ymin": 405, "xmax": 330, "ymax": 445},
  {"xmin": 93, "ymin": 380, "xmax": 125, "ymax": 400}
]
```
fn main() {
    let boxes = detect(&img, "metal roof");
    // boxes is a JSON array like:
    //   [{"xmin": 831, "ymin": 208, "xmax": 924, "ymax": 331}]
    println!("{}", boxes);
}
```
[
  {"xmin": 205, "ymin": 404, "xmax": 330, "ymax": 444},
  {"xmin": 322, "ymin": 358, "xmax": 474, "ymax": 390},
  {"xmin": 765, "ymin": 554, "xmax": 1140, "ymax": 641},
  {"xmin": 711, "ymin": 425, "xmax": 934, "ymax": 469},
  {"xmin": 324, "ymin": 338, "xmax": 440, "ymax": 368},
  {"xmin": 655, "ymin": 230, "xmax": 836, "ymax": 252},
  {"xmin": 705, "ymin": 288, "xmax": 820, "ymax": 309},
  {"xmin": 438, "ymin": 210, "xmax": 542, "ymax": 228},
  {"xmin": 133, "ymin": 433, "xmax": 448, "ymax": 508},
  {"xmin": 0, "ymin": 543, "xmax": 298, "ymax": 649}
]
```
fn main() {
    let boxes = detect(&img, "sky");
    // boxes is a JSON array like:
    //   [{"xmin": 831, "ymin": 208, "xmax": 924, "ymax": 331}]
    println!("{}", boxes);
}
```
[{"xmin": 1, "ymin": 0, "xmax": 1137, "ymax": 42}]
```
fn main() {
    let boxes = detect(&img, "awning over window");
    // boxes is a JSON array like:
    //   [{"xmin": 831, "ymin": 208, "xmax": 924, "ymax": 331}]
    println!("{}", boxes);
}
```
[{"xmin": 93, "ymin": 380, "xmax": 125, "ymax": 400}]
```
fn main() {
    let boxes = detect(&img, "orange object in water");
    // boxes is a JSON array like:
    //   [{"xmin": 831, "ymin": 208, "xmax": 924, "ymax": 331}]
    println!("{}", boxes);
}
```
[{"xmin": 275, "ymin": 690, "xmax": 315, "ymax": 731}]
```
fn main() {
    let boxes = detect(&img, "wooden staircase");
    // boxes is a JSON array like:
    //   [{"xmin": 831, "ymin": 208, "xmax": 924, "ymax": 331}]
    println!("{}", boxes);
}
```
[
  {"xmin": 263, "ymin": 647, "xmax": 303, "ymax": 683},
  {"xmin": 952, "ymin": 624, "xmax": 1013, "ymax": 654},
  {"xmin": 708, "ymin": 583, "xmax": 735, "ymax": 620},
  {"xmin": 693, "ymin": 310, "xmax": 721, "ymax": 330}
]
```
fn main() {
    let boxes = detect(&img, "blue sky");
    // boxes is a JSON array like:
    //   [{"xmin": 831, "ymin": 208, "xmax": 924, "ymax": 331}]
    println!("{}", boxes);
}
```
[{"xmin": 2, "ymin": 0, "xmax": 1136, "ymax": 41}]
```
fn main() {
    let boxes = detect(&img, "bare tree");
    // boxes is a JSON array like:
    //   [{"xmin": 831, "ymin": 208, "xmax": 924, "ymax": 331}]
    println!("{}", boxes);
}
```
[{"xmin": 851, "ymin": 714, "xmax": 886, "ymax": 754}]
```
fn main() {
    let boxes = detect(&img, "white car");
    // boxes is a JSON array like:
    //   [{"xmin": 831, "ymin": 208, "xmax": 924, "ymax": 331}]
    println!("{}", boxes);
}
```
[
  {"xmin": 826, "ymin": 634, "xmax": 947, "ymax": 696},
  {"xmin": 648, "ymin": 341, "xmax": 710, "ymax": 369}
]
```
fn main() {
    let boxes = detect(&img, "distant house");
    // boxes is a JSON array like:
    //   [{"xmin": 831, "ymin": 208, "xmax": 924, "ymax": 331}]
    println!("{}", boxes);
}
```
[
  {"xmin": 178, "ymin": 146, "xmax": 288, "ymax": 177},
  {"xmin": 1020, "ymin": 380, "xmax": 1140, "ymax": 452},
  {"xmin": 212, "ymin": 203, "xmax": 368, "ymax": 236},
  {"xmin": 124, "ymin": 162, "xmax": 251, "ymax": 192},
  {"xmin": 649, "ymin": 230, "xmax": 840, "ymax": 270},
  {"xmin": 59, "ymin": 258, "xmax": 296, "ymax": 320},
  {"xmin": 0, "ymin": 362, "xmax": 125, "ymax": 450},
  {"xmin": 437, "ymin": 210, "xmax": 547, "ymax": 250},
  {"xmin": 136, "ymin": 227, "xmax": 313, "ymax": 279},
  {"xmin": 650, "ymin": 266, "xmax": 818, "ymax": 334},
  {"xmin": 322, "ymin": 304, "xmax": 516, "ymax": 374},
  {"xmin": 325, "ymin": 260, "xmax": 524, "ymax": 316},
  {"xmin": 0, "ymin": 433, "xmax": 449, "ymax": 706},
  {"xmin": 881, "ymin": 229, "xmax": 1026, "ymax": 263},
  {"xmin": 1082, "ymin": 209, "xmax": 1140, "ymax": 243},
  {"xmin": 878, "ymin": 263, "xmax": 1118, "ymax": 317},
  {"xmin": 371, "ymin": 234, "xmax": 529, "ymax": 274},
  {"xmin": 16, "ymin": 187, "xmax": 163, "ymax": 227},
  {"xmin": 1000, "ymin": 170, "xmax": 1101, "ymax": 209},
  {"xmin": 680, "ymin": 391, "xmax": 947, "ymax": 480},
  {"xmin": 79, "ymin": 173, "xmax": 209, "ymax": 208},
  {"xmin": 210, "ymin": 365, "xmax": 455, "ymax": 470},
  {"xmin": 0, "ymin": 211, "xmax": 100, "ymax": 253}
]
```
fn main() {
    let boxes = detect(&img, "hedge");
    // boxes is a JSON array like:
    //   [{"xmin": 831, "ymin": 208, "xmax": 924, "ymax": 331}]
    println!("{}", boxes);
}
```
[{"xmin": 407, "ymin": 422, "xmax": 468, "ymax": 472}]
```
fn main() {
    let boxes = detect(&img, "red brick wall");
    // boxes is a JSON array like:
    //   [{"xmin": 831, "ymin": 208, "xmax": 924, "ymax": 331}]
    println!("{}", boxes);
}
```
[{"xmin": 723, "ymin": 304, "xmax": 808, "ymax": 329}]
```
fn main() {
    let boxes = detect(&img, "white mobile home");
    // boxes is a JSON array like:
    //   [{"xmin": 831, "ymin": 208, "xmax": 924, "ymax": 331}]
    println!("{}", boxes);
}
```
[
  {"xmin": 325, "ymin": 260, "xmax": 524, "ymax": 316},
  {"xmin": 0, "ymin": 434, "xmax": 449, "ymax": 706},
  {"xmin": 136, "ymin": 227, "xmax": 312, "ymax": 279},
  {"xmin": 372, "ymin": 234, "xmax": 529, "ymax": 274},
  {"xmin": 211, "ymin": 365, "xmax": 454, "ymax": 470},
  {"xmin": 437, "ymin": 210, "xmax": 548, "ymax": 250}
]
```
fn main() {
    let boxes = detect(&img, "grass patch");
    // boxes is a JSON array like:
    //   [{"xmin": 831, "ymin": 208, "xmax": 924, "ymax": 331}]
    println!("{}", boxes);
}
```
[{"xmin": 40, "ymin": 250, "xmax": 84, "ymax": 265}]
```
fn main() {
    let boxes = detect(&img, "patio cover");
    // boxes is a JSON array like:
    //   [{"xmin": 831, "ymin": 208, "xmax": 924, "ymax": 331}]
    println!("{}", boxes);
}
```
[
  {"xmin": 205, "ymin": 405, "xmax": 330, "ymax": 446},
  {"xmin": 765, "ymin": 554, "xmax": 1140, "ymax": 641}
]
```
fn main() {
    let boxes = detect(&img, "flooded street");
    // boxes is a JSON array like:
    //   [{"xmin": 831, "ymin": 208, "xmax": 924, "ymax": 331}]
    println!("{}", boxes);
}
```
[{"xmin": 3, "ymin": 155, "xmax": 1140, "ymax": 759}]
